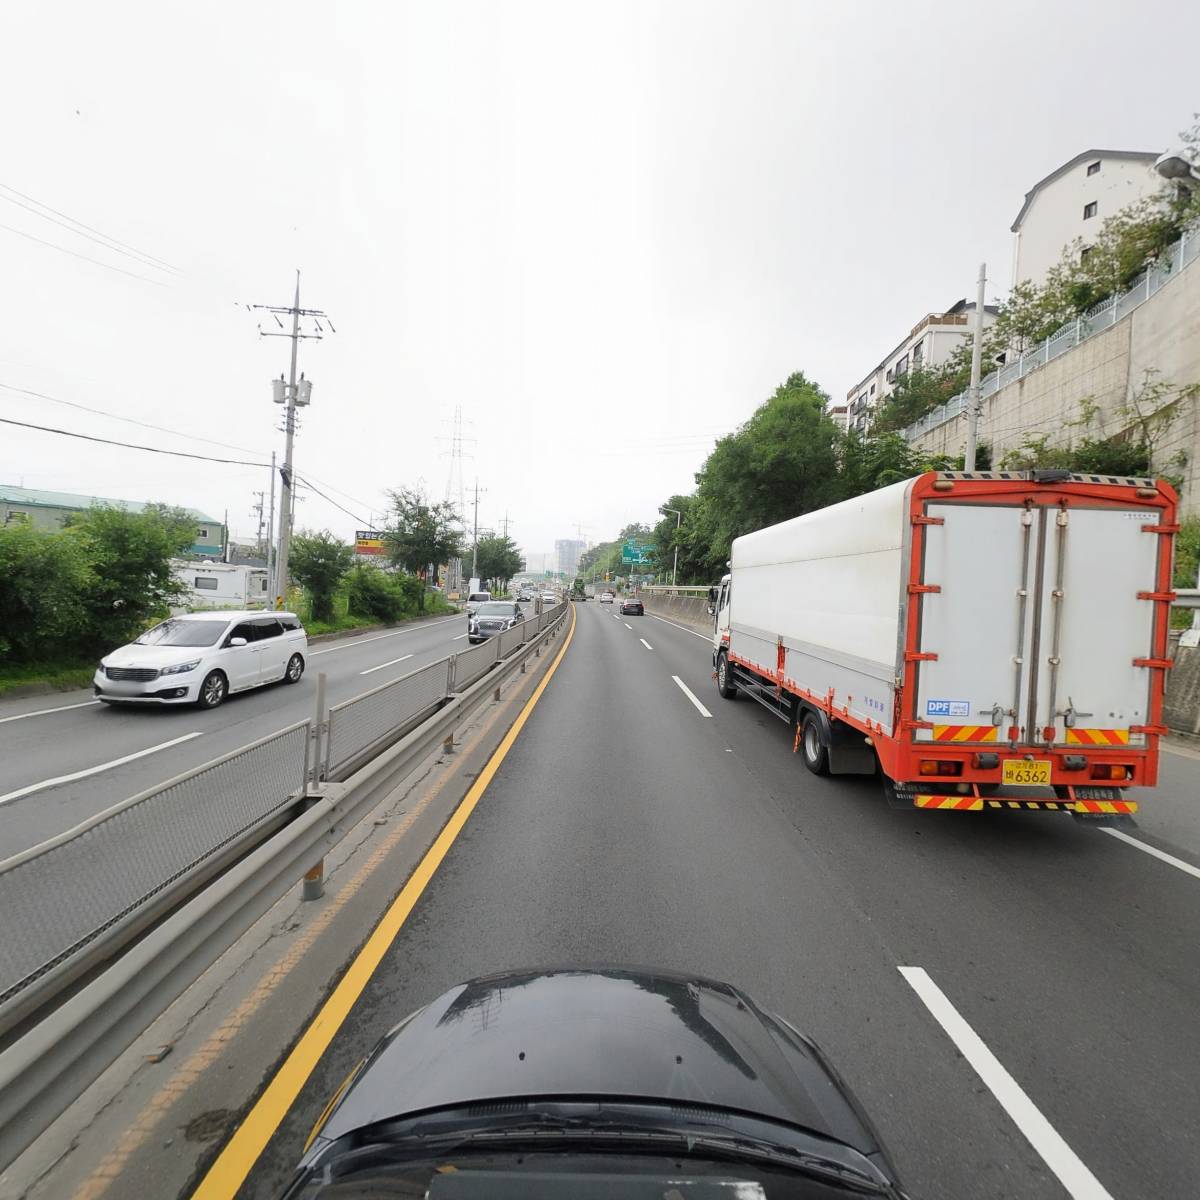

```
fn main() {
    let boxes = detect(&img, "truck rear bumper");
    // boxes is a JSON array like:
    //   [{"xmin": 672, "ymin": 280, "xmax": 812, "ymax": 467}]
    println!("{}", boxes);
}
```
[{"xmin": 889, "ymin": 782, "xmax": 1136, "ymax": 815}]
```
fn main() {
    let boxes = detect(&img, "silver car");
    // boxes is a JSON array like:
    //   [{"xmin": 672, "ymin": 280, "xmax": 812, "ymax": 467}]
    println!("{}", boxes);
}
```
[{"xmin": 94, "ymin": 610, "xmax": 307, "ymax": 709}]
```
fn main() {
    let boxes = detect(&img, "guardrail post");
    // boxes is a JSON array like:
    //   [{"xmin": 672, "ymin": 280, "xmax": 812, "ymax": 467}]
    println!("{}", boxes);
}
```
[
  {"xmin": 309, "ymin": 672, "xmax": 329, "ymax": 787},
  {"xmin": 302, "ymin": 858, "xmax": 325, "ymax": 901},
  {"xmin": 448, "ymin": 652, "xmax": 457, "ymax": 692}
]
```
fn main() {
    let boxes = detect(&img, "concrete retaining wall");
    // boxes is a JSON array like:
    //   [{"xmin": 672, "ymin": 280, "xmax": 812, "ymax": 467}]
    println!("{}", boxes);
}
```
[
  {"xmin": 640, "ymin": 592, "xmax": 712, "ymax": 633},
  {"xmin": 909, "ymin": 253, "xmax": 1200, "ymax": 513}
]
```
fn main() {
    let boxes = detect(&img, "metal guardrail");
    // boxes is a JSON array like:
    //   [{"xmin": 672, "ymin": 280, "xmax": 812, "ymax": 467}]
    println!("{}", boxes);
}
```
[
  {"xmin": 0, "ymin": 601, "xmax": 571, "ymax": 1170},
  {"xmin": 0, "ymin": 603, "xmax": 567, "ymax": 1044},
  {"xmin": 0, "ymin": 722, "xmax": 309, "ymax": 1038},
  {"xmin": 326, "ymin": 659, "xmax": 451, "ymax": 780},
  {"xmin": 903, "ymin": 223, "xmax": 1199, "ymax": 441}
]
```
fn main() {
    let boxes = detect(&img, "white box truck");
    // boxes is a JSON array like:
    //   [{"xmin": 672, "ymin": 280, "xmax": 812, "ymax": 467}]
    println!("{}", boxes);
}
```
[{"xmin": 710, "ymin": 471, "xmax": 1177, "ymax": 817}]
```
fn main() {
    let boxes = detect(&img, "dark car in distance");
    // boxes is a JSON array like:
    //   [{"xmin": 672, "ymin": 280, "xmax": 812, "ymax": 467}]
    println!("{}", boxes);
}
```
[
  {"xmin": 468, "ymin": 600, "xmax": 524, "ymax": 644},
  {"xmin": 283, "ymin": 966, "xmax": 909, "ymax": 1199},
  {"xmin": 621, "ymin": 597, "xmax": 644, "ymax": 616}
]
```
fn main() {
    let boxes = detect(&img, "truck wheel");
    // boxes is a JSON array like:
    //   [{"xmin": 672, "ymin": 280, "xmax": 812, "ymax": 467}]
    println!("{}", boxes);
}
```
[
  {"xmin": 715, "ymin": 652, "xmax": 737, "ymax": 699},
  {"xmin": 800, "ymin": 713, "xmax": 829, "ymax": 776}
]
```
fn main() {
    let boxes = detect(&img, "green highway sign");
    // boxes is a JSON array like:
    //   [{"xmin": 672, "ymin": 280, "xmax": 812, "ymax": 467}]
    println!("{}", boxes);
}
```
[{"xmin": 621, "ymin": 539, "xmax": 653, "ymax": 565}]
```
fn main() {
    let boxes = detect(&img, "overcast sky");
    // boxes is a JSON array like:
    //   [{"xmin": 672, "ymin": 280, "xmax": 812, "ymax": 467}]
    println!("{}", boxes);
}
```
[{"xmin": 1, "ymin": 1, "xmax": 1196, "ymax": 564}]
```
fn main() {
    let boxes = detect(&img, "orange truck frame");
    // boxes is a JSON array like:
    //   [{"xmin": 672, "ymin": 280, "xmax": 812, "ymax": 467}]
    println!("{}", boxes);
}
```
[{"xmin": 711, "ymin": 471, "xmax": 1177, "ymax": 818}]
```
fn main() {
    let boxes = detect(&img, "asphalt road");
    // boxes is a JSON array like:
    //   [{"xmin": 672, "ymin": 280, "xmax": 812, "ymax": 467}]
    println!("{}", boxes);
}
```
[
  {"xmin": 0, "ymin": 608, "xmax": 503, "ymax": 858},
  {"xmin": 230, "ymin": 598, "xmax": 1200, "ymax": 1200}
]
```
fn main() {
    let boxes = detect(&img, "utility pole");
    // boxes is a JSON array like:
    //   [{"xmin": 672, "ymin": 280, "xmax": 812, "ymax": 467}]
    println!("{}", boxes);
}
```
[
  {"xmin": 965, "ymin": 261, "xmax": 987, "ymax": 473},
  {"xmin": 266, "ymin": 451, "xmax": 276, "ymax": 585},
  {"xmin": 500, "ymin": 513, "xmax": 512, "ymax": 538},
  {"xmin": 247, "ymin": 272, "xmax": 335, "ymax": 607},
  {"xmin": 251, "ymin": 490, "xmax": 266, "ymax": 556},
  {"xmin": 468, "ymin": 479, "xmax": 486, "ymax": 581}
]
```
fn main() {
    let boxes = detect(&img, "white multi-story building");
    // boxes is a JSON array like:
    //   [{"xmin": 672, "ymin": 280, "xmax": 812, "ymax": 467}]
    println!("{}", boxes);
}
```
[
  {"xmin": 843, "ymin": 299, "xmax": 997, "ymax": 434},
  {"xmin": 827, "ymin": 404, "xmax": 849, "ymax": 432},
  {"xmin": 1010, "ymin": 149, "xmax": 1161, "ymax": 287}
]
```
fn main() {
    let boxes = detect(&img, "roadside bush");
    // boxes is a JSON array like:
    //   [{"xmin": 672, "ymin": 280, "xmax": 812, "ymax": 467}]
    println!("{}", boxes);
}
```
[
  {"xmin": 0, "ymin": 523, "xmax": 92, "ymax": 661},
  {"xmin": 65, "ymin": 504, "xmax": 196, "ymax": 652},
  {"xmin": 346, "ymin": 563, "xmax": 410, "ymax": 623},
  {"xmin": 289, "ymin": 530, "xmax": 355, "ymax": 623}
]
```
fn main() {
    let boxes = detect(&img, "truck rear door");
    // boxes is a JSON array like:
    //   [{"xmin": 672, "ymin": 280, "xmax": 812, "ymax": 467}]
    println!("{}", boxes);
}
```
[
  {"xmin": 1031, "ymin": 504, "xmax": 1159, "ymax": 748},
  {"xmin": 914, "ymin": 497, "xmax": 1163, "ymax": 749},
  {"xmin": 913, "ymin": 502, "xmax": 1031, "ymax": 745}
]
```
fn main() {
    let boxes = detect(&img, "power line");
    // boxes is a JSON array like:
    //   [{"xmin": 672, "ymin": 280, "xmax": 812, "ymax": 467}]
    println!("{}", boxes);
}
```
[
  {"xmin": 0, "ymin": 181, "xmax": 180, "ymax": 273},
  {"xmin": 0, "ymin": 382, "xmax": 268, "ymax": 457},
  {"xmin": 0, "ymin": 415, "xmax": 267, "ymax": 466},
  {"xmin": 0, "ymin": 220, "xmax": 169, "ymax": 287},
  {"xmin": 0, "ymin": 187, "xmax": 180, "ymax": 275},
  {"xmin": 293, "ymin": 472, "xmax": 370, "ymax": 526}
]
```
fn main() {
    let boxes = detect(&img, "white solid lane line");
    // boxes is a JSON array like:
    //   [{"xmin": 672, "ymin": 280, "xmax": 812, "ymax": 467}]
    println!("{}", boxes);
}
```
[
  {"xmin": 672, "ymin": 675, "xmax": 712, "ymax": 718},
  {"xmin": 0, "ymin": 731, "xmax": 204, "ymax": 808},
  {"xmin": 0, "ymin": 699, "xmax": 101, "ymax": 725},
  {"xmin": 899, "ymin": 967, "xmax": 1114, "ymax": 1200},
  {"xmin": 648, "ymin": 612, "xmax": 712, "ymax": 642},
  {"xmin": 309, "ymin": 618, "xmax": 459, "ymax": 656},
  {"xmin": 639, "ymin": 639, "xmax": 653, "ymax": 650},
  {"xmin": 1101, "ymin": 828, "xmax": 1200, "ymax": 880},
  {"xmin": 359, "ymin": 654, "xmax": 414, "ymax": 676}
]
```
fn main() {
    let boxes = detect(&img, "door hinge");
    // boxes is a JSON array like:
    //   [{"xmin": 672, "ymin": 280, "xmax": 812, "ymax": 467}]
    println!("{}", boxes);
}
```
[
  {"xmin": 902, "ymin": 718, "xmax": 935, "ymax": 731},
  {"xmin": 904, "ymin": 651, "xmax": 938, "ymax": 662},
  {"xmin": 1130, "ymin": 723, "xmax": 1169, "ymax": 735},
  {"xmin": 912, "ymin": 515, "xmax": 944, "ymax": 526},
  {"xmin": 908, "ymin": 583, "xmax": 941, "ymax": 594},
  {"xmin": 1132, "ymin": 657, "xmax": 1174, "ymax": 670},
  {"xmin": 1137, "ymin": 590, "xmax": 1177, "ymax": 602},
  {"xmin": 1142, "ymin": 523, "xmax": 1180, "ymax": 535}
]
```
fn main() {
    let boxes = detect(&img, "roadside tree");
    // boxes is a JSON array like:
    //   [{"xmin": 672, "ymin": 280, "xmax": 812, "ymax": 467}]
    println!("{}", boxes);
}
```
[{"xmin": 290, "ymin": 530, "xmax": 355, "ymax": 622}]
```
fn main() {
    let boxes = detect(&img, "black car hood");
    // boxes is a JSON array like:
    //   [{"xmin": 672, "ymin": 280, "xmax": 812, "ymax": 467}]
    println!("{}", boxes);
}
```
[{"xmin": 317, "ymin": 966, "xmax": 883, "ymax": 1159}]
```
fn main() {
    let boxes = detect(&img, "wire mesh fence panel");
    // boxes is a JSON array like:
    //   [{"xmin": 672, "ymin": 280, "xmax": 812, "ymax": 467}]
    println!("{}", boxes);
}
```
[
  {"xmin": 497, "ymin": 625, "xmax": 525, "ymax": 658},
  {"xmin": 326, "ymin": 659, "xmax": 450, "ymax": 776},
  {"xmin": 0, "ymin": 722, "xmax": 310, "ymax": 1010},
  {"xmin": 450, "ymin": 638, "xmax": 499, "ymax": 691}
]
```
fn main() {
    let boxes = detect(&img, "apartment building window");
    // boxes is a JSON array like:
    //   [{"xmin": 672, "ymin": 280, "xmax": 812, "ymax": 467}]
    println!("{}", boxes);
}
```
[
  {"xmin": 857, "ymin": 392, "xmax": 868, "ymax": 408},
  {"xmin": 1083, "ymin": 201, "xmax": 1098, "ymax": 220},
  {"xmin": 894, "ymin": 354, "xmax": 909, "ymax": 377},
  {"xmin": 869, "ymin": 382, "xmax": 875, "ymax": 396},
  {"xmin": 1080, "ymin": 245, "xmax": 1095, "ymax": 264},
  {"xmin": 1087, "ymin": 161, "xmax": 1100, "ymax": 176},
  {"xmin": 912, "ymin": 340, "xmax": 924, "ymax": 367}
]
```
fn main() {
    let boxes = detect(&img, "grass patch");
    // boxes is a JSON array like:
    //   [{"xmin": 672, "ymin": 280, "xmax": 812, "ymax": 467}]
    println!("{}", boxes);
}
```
[{"xmin": 0, "ymin": 659, "xmax": 97, "ymax": 697}]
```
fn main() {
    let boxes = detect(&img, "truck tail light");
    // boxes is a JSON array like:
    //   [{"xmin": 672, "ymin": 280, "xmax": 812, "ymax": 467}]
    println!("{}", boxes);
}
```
[
  {"xmin": 919, "ymin": 759, "xmax": 963, "ymax": 776},
  {"xmin": 1090, "ymin": 763, "xmax": 1131, "ymax": 780}
]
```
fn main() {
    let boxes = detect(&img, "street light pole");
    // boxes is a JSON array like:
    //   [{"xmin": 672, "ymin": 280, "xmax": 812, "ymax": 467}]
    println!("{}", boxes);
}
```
[
  {"xmin": 965, "ymin": 262, "xmax": 987, "ymax": 473},
  {"xmin": 664, "ymin": 508, "xmax": 682, "ymax": 587}
]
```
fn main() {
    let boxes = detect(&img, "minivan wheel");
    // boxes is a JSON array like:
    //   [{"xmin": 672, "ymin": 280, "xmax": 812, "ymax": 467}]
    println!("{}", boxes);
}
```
[
  {"xmin": 801, "ymin": 713, "xmax": 829, "ymax": 776},
  {"xmin": 715, "ymin": 651, "xmax": 738, "ymax": 700},
  {"xmin": 284, "ymin": 653, "xmax": 305, "ymax": 684},
  {"xmin": 197, "ymin": 670, "xmax": 228, "ymax": 709}
]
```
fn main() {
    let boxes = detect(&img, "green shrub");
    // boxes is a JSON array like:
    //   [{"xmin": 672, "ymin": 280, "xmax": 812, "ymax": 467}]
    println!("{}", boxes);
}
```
[{"xmin": 347, "ymin": 563, "xmax": 410, "ymax": 623}]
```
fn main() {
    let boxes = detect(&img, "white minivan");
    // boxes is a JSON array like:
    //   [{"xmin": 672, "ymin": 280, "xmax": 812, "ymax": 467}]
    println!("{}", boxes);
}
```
[{"xmin": 94, "ymin": 610, "xmax": 307, "ymax": 709}]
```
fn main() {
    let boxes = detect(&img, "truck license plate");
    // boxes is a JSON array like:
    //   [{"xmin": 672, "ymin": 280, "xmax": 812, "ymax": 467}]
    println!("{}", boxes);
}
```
[{"xmin": 1002, "ymin": 760, "xmax": 1051, "ymax": 786}]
